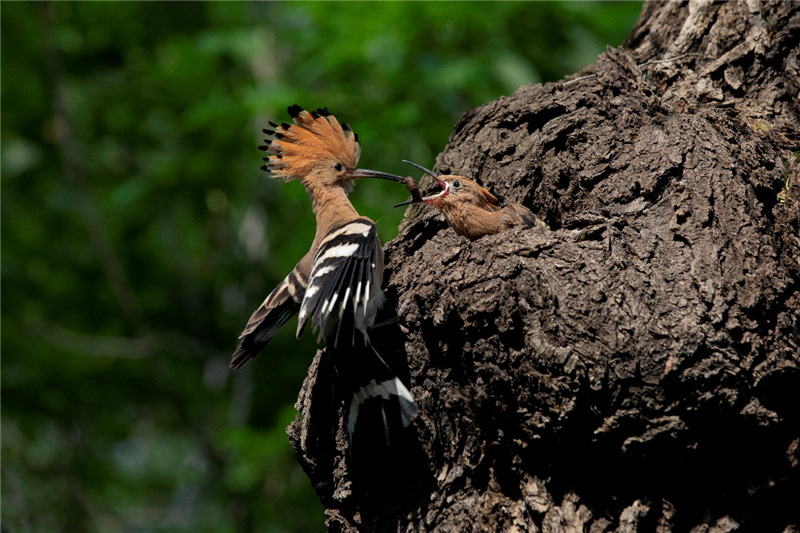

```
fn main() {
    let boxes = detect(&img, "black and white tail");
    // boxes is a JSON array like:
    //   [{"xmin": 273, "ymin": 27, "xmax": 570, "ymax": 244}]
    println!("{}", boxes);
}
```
[{"xmin": 332, "ymin": 337, "xmax": 419, "ymax": 452}]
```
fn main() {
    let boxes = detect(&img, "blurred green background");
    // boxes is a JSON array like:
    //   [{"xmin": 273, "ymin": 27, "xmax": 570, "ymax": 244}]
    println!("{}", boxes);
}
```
[{"xmin": 1, "ymin": 2, "xmax": 642, "ymax": 532}]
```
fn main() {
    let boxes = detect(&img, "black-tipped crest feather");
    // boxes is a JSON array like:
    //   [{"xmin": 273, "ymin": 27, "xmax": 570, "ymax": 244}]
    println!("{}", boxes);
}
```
[
  {"xmin": 259, "ymin": 105, "xmax": 362, "ymax": 181},
  {"xmin": 287, "ymin": 104, "xmax": 302, "ymax": 118}
]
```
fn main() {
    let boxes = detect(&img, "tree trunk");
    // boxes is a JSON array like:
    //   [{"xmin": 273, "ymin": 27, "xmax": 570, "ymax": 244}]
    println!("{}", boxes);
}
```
[{"xmin": 288, "ymin": 1, "xmax": 800, "ymax": 531}]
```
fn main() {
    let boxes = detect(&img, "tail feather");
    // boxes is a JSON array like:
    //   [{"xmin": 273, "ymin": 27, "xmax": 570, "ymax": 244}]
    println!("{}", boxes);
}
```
[
  {"xmin": 347, "ymin": 376, "xmax": 419, "ymax": 439},
  {"xmin": 334, "ymin": 340, "xmax": 419, "ymax": 447}
]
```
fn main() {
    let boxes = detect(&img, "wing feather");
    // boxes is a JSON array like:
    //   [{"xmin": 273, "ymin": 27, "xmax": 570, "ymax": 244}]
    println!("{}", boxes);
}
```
[
  {"xmin": 231, "ymin": 272, "xmax": 304, "ymax": 368},
  {"xmin": 297, "ymin": 219, "xmax": 381, "ymax": 344}
]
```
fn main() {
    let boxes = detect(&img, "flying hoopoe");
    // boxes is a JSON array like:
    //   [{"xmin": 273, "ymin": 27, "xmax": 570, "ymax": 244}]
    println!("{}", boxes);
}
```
[
  {"xmin": 397, "ymin": 160, "xmax": 547, "ymax": 241},
  {"xmin": 232, "ymin": 105, "xmax": 418, "ymax": 442}
]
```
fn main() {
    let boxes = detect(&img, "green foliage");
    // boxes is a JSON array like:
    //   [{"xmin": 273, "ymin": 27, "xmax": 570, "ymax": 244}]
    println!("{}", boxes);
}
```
[{"xmin": 1, "ymin": 2, "xmax": 642, "ymax": 531}]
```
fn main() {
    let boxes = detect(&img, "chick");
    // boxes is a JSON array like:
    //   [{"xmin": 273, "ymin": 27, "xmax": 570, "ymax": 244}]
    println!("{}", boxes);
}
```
[{"xmin": 396, "ymin": 160, "xmax": 547, "ymax": 241}]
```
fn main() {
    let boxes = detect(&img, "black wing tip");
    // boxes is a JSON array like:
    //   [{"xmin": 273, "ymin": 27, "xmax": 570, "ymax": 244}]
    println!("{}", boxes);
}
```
[
  {"xmin": 521, "ymin": 211, "xmax": 536, "ymax": 228},
  {"xmin": 268, "ymin": 120, "xmax": 279, "ymax": 128},
  {"xmin": 230, "ymin": 346, "xmax": 254, "ymax": 369},
  {"xmin": 296, "ymin": 320, "xmax": 307, "ymax": 339},
  {"xmin": 318, "ymin": 107, "xmax": 331, "ymax": 117},
  {"xmin": 231, "ymin": 332, "xmax": 277, "ymax": 368}
]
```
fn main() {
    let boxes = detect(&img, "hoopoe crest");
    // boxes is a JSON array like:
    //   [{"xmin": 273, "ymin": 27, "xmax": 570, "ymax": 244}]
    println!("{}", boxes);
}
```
[{"xmin": 262, "ymin": 105, "xmax": 361, "ymax": 188}]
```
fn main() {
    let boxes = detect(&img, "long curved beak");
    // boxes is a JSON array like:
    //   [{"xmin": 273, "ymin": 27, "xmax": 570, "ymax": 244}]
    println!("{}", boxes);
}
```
[
  {"xmin": 402, "ymin": 159, "xmax": 448, "ymax": 196},
  {"xmin": 402, "ymin": 160, "xmax": 438, "ymax": 179},
  {"xmin": 350, "ymin": 168, "xmax": 406, "ymax": 182},
  {"xmin": 394, "ymin": 198, "xmax": 417, "ymax": 208}
]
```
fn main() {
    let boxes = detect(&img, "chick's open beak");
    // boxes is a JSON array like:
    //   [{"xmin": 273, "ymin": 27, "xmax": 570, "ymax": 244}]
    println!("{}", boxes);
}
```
[
  {"xmin": 393, "ymin": 159, "xmax": 451, "ymax": 208},
  {"xmin": 422, "ymin": 176, "xmax": 449, "ymax": 201},
  {"xmin": 393, "ymin": 175, "xmax": 449, "ymax": 207}
]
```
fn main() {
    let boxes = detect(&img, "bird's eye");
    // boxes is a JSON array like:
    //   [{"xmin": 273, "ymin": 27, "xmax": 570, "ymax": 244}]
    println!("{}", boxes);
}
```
[
  {"xmin": 334, "ymin": 162, "xmax": 343, "ymax": 171},
  {"xmin": 453, "ymin": 180, "xmax": 462, "ymax": 189}
]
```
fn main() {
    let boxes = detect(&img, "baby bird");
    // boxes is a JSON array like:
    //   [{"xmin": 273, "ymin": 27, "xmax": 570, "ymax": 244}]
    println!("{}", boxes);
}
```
[{"xmin": 396, "ymin": 160, "xmax": 547, "ymax": 241}]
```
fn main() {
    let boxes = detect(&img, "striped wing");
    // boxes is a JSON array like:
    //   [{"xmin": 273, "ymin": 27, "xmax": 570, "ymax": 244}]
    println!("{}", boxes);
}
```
[
  {"xmin": 297, "ymin": 219, "xmax": 383, "ymax": 345},
  {"xmin": 501, "ymin": 204, "xmax": 548, "ymax": 230},
  {"xmin": 230, "ymin": 267, "xmax": 306, "ymax": 369}
]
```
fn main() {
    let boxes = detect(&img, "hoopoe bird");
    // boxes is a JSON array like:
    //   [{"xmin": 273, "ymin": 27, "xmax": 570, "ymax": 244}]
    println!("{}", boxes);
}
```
[
  {"xmin": 232, "ymin": 105, "xmax": 418, "ymax": 444},
  {"xmin": 397, "ymin": 160, "xmax": 547, "ymax": 241}
]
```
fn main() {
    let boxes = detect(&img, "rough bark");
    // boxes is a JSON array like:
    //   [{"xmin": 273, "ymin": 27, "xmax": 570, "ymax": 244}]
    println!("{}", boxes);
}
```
[{"xmin": 288, "ymin": 2, "xmax": 800, "ymax": 531}]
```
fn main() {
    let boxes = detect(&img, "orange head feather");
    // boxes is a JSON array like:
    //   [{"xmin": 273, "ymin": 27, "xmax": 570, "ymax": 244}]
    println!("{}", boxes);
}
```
[
  {"xmin": 259, "ymin": 105, "xmax": 361, "ymax": 182},
  {"xmin": 259, "ymin": 105, "xmax": 405, "ymax": 191}
]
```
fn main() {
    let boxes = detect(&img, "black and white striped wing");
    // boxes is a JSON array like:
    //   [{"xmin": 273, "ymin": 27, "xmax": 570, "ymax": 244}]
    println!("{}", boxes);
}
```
[
  {"xmin": 296, "ymin": 219, "xmax": 383, "ymax": 345},
  {"xmin": 230, "ymin": 268, "xmax": 306, "ymax": 369}
]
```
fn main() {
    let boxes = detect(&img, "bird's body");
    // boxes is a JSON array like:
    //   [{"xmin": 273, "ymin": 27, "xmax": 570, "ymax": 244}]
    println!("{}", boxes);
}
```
[
  {"xmin": 398, "ymin": 161, "xmax": 547, "ymax": 241},
  {"xmin": 232, "ymin": 105, "xmax": 418, "ymax": 443}
]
